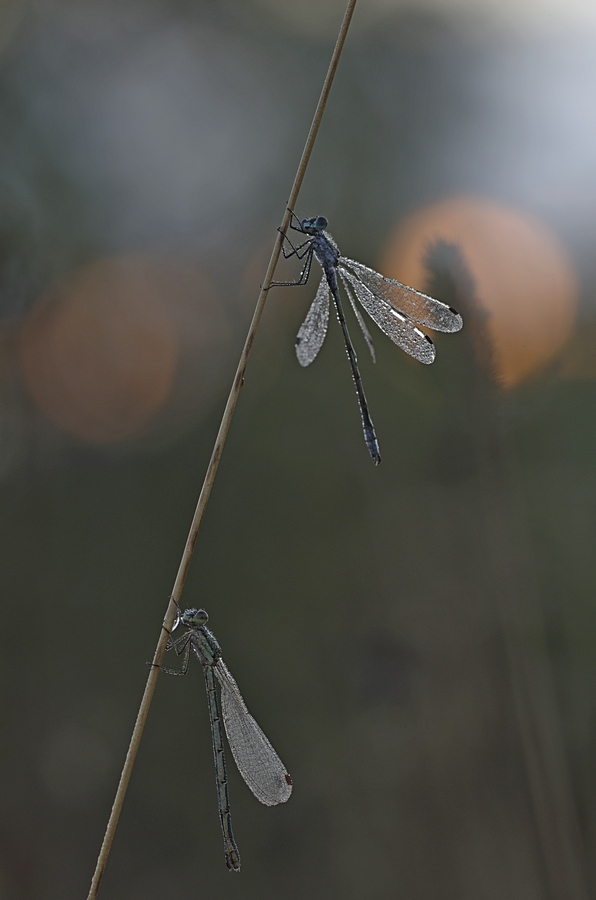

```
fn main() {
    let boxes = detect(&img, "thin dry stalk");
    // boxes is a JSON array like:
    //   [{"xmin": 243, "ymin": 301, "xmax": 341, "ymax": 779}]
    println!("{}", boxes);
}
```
[{"xmin": 86, "ymin": 2, "xmax": 359, "ymax": 896}]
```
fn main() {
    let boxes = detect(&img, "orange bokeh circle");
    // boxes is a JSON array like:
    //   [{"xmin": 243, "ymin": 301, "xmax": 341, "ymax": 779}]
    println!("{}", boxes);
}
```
[
  {"xmin": 19, "ymin": 254, "xmax": 183, "ymax": 443},
  {"xmin": 380, "ymin": 196, "xmax": 578, "ymax": 387}
]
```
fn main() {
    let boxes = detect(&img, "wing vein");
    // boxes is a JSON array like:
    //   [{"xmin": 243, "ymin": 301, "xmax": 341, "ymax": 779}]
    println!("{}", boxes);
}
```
[{"xmin": 215, "ymin": 659, "xmax": 292, "ymax": 807}]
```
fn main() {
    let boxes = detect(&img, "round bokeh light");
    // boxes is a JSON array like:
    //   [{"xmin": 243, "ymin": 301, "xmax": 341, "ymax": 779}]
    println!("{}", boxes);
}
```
[
  {"xmin": 19, "ymin": 254, "xmax": 206, "ymax": 443},
  {"xmin": 380, "ymin": 196, "xmax": 578, "ymax": 388}
]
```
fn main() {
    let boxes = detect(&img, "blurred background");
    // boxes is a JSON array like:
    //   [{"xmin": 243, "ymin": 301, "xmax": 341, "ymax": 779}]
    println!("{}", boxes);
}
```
[{"xmin": 1, "ymin": 0, "xmax": 596, "ymax": 897}]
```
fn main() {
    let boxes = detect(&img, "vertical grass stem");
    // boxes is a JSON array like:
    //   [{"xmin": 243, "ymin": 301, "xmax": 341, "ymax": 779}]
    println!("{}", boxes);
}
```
[{"xmin": 86, "ymin": 1, "xmax": 359, "ymax": 896}]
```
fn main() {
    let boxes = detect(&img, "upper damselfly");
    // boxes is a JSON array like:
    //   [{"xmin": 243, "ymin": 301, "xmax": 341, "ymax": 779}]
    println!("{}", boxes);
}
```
[
  {"xmin": 160, "ymin": 607, "xmax": 292, "ymax": 872},
  {"xmin": 272, "ymin": 212, "xmax": 463, "ymax": 464}
]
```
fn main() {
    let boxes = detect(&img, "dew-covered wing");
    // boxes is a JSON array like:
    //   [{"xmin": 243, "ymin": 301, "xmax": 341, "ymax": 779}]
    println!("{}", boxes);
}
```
[
  {"xmin": 295, "ymin": 274, "xmax": 330, "ymax": 367},
  {"xmin": 341, "ymin": 257, "xmax": 463, "ymax": 333},
  {"xmin": 339, "ymin": 270, "xmax": 376, "ymax": 362},
  {"xmin": 339, "ymin": 265, "xmax": 436, "ymax": 364},
  {"xmin": 215, "ymin": 658, "xmax": 292, "ymax": 807}
]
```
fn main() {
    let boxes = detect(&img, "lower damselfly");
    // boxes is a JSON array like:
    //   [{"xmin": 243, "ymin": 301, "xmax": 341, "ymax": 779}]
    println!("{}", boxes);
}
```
[
  {"xmin": 272, "ymin": 212, "xmax": 463, "ymax": 464},
  {"xmin": 160, "ymin": 607, "xmax": 292, "ymax": 872}
]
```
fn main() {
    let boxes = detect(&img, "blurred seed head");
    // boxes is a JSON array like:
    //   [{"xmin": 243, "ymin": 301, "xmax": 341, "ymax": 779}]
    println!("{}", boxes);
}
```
[{"xmin": 381, "ymin": 195, "xmax": 578, "ymax": 388}]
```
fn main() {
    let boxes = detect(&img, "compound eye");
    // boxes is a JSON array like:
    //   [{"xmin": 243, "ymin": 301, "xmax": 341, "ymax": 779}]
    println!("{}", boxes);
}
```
[{"xmin": 314, "ymin": 216, "xmax": 328, "ymax": 229}]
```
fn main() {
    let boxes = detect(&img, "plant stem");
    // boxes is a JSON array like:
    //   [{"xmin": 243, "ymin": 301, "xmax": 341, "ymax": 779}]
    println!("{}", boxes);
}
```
[{"xmin": 86, "ymin": 1, "xmax": 359, "ymax": 896}]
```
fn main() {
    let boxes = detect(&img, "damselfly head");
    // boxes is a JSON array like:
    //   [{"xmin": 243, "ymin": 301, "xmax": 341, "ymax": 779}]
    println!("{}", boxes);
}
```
[
  {"xmin": 301, "ymin": 215, "xmax": 328, "ymax": 234},
  {"xmin": 181, "ymin": 607, "xmax": 209, "ymax": 627}
]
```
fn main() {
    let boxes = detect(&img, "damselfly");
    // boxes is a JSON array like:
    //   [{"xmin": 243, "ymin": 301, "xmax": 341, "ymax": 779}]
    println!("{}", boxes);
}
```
[
  {"xmin": 160, "ymin": 607, "xmax": 292, "ymax": 872},
  {"xmin": 273, "ymin": 212, "xmax": 463, "ymax": 464}
]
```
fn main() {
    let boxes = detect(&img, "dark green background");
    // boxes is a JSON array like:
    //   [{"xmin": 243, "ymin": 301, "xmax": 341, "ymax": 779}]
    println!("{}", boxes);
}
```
[{"xmin": 0, "ymin": 1, "xmax": 595, "ymax": 898}]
